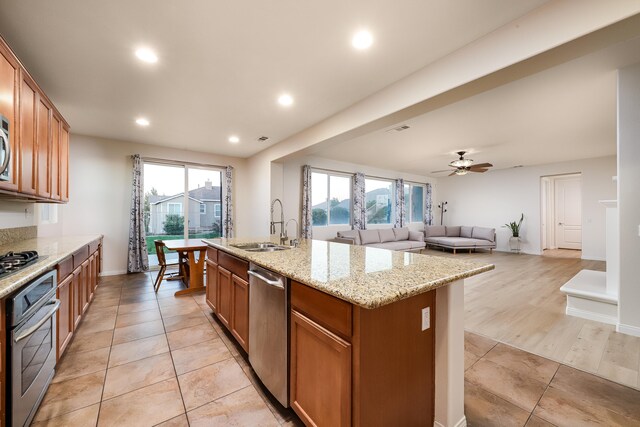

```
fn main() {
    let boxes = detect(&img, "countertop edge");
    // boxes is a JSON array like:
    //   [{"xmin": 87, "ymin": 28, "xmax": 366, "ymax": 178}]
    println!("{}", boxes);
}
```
[
  {"xmin": 203, "ymin": 239, "xmax": 495, "ymax": 309},
  {"xmin": 0, "ymin": 235, "xmax": 104, "ymax": 299}
]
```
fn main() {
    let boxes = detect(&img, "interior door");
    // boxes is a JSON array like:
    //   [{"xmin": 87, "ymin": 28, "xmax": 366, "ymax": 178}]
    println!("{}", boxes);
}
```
[{"xmin": 554, "ymin": 176, "xmax": 582, "ymax": 250}]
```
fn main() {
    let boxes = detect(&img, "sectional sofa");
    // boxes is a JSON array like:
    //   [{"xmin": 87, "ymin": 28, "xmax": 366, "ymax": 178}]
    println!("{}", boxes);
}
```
[
  {"xmin": 335, "ymin": 227, "xmax": 426, "ymax": 252},
  {"xmin": 424, "ymin": 225, "xmax": 496, "ymax": 254}
]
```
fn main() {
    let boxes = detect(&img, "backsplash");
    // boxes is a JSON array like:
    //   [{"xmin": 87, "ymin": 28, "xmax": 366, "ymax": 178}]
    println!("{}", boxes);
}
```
[{"xmin": 0, "ymin": 226, "xmax": 37, "ymax": 246}]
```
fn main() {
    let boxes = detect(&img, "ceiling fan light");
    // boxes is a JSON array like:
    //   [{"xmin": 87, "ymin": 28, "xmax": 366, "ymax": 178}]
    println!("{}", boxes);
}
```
[
  {"xmin": 454, "ymin": 169, "xmax": 469, "ymax": 176},
  {"xmin": 450, "ymin": 159, "xmax": 474, "ymax": 168}
]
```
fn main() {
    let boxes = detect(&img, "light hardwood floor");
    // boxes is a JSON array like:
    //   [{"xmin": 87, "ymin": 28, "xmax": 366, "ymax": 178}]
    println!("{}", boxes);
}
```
[{"xmin": 422, "ymin": 248, "xmax": 640, "ymax": 390}]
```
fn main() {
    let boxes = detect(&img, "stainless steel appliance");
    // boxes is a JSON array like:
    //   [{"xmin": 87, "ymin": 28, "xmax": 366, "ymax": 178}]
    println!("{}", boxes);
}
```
[
  {"xmin": 0, "ymin": 115, "xmax": 10, "ymax": 182},
  {"xmin": 0, "ymin": 251, "xmax": 40, "ymax": 279},
  {"xmin": 248, "ymin": 264, "xmax": 289, "ymax": 407},
  {"xmin": 7, "ymin": 270, "xmax": 59, "ymax": 427}
]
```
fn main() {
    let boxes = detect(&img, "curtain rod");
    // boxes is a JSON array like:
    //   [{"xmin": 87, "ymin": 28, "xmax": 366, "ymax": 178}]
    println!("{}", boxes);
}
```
[
  {"xmin": 141, "ymin": 156, "xmax": 227, "ymax": 170},
  {"xmin": 309, "ymin": 166, "xmax": 428, "ymax": 185}
]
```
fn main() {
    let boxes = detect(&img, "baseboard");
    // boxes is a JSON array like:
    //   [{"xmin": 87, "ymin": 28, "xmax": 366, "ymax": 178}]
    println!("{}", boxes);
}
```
[
  {"xmin": 581, "ymin": 255, "xmax": 606, "ymax": 261},
  {"xmin": 617, "ymin": 323, "xmax": 640, "ymax": 337},
  {"xmin": 99, "ymin": 270, "xmax": 128, "ymax": 276},
  {"xmin": 566, "ymin": 306, "xmax": 617, "ymax": 325},
  {"xmin": 434, "ymin": 416, "xmax": 467, "ymax": 427}
]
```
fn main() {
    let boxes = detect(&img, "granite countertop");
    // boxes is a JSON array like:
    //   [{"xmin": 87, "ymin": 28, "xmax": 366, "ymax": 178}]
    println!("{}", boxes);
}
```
[
  {"xmin": 203, "ymin": 237, "xmax": 494, "ymax": 309},
  {"xmin": 0, "ymin": 235, "xmax": 103, "ymax": 299}
]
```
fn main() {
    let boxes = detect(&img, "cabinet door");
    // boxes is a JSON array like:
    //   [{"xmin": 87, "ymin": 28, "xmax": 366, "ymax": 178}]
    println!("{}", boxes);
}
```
[
  {"xmin": 72, "ymin": 267, "xmax": 83, "ymax": 328},
  {"xmin": 291, "ymin": 310, "xmax": 351, "ymax": 427},
  {"xmin": 231, "ymin": 275, "xmax": 249, "ymax": 352},
  {"xmin": 19, "ymin": 71, "xmax": 37, "ymax": 195},
  {"xmin": 59, "ymin": 124, "xmax": 69, "ymax": 201},
  {"xmin": 56, "ymin": 274, "xmax": 73, "ymax": 360},
  {"xmin": 49, "ymin": 113, "xmax": 60, "ymax": 200},
  {"xmin": 82, "ymin": 259, "xmax": 90, "ymax": 313},
  {"xmin": 91, "ymin": 252, "xmax": 98, "ymax": 293},
  {"xmin": 0, "ymin": 39, "xmax": 19, "ymax": 192},
  {"xmin": 36, "ymin": 95, "xmax": 51, "ymax": 198},
  {"xmin": 217, "ymin": 266, "xmax": 232, "ymax": 328},
  {"xmin": 205, "ymin": 259, "xmax": 218, "ymax": 313}
]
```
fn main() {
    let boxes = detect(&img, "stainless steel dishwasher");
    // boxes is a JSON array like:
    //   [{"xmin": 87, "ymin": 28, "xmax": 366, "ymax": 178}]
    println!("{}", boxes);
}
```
[{"xmin": 248, "ymin": 263, "xmax": 288, "ymax": 407}]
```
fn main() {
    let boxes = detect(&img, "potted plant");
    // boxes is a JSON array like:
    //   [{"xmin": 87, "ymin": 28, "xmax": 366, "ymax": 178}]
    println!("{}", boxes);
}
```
[{"xmin": 504, "ymin": 213, "xmax": 524, "ymax": 253}]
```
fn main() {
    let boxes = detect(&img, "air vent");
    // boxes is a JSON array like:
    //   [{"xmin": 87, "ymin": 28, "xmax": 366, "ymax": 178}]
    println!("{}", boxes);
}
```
[
  {"xmin": 386, "ymin": 125, "xmax": 410, "ymax": 132},
  {"xmin": 258, "ymin": 136, "xmax": 269, "ymax": 142}
]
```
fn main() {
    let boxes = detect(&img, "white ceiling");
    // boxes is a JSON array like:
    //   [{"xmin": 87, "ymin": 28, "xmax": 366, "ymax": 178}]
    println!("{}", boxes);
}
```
[
  {"xmin": 311, "ymin": 35, "xmax": 640, "ymax": 177},
  {"xmin": 0, "ymin": 0, "xmax": 549, "ymax": 157}
]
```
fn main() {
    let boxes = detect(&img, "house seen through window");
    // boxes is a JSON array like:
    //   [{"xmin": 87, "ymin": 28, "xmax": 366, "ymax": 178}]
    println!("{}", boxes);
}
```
[
  {"xmin": 365, "ymin": 178, "xmax": 393, "ymax": 224},
  {"xmin": 403, "ymin": 183, "xmax": 425, "ymax": 223},
  {"xmin": 311, "ymin": 171, "xmax": 351, "ymax": 226}
]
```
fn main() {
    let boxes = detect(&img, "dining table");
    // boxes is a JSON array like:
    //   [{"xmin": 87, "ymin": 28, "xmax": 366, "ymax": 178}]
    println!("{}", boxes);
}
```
[{"xmin": 162, "ymin": 239, "xmax": 208, "ymax": 296}]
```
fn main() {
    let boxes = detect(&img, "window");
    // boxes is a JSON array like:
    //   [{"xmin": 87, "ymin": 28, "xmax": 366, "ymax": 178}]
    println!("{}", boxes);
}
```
[
  {"xmin": 403, "ymin": 183, "xmax": 425, "ymax": 223},
  {"xmin": 365, "ymin": 178, "xmax": 393, "ymax": 224},
  {"xmin": 168, "ymin": 203, "xmax": 182, "ymax": 214},
  {"xmin": 199, "ymin": 203, "xmax": 206, "ymax": 214},
  {"xmin": 311, "ymin": 171, "xmax": 351, "ymax": 226},
  {"xmin": 214, "ymin": 204, "xmax": 221, "ymax": 218}
]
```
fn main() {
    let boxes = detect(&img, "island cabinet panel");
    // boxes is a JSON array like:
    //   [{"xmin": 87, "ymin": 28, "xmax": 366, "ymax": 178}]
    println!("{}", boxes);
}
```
[
  {"xmin": 56, "ymin": 273, "xmax": 73, "ymax": 360},
  {"xmin": 72, "ymin": 266, "xmax": 83, "ymax": 329},
  {"xmin": 218, "ymin": 251, "xmax": 249, "ymax": 281},
  {"xmin": 19, "ymin": 72, "xmax": 38, "ymax": 196},
  {"xmin": 0, "ymin": 40, "xmax": 20, "ymax": 192},
  {"xmin": 291, "ymin": 310, "xmax": 352, "ymax": 427},
  {"xmin": 230, "ymin": 275, "xmax": 249, "ymax": 352},
  {"xmin": 217, "ymin": 266, "xmax": 232, "ymax": 328},
  {"xmin": 291, "ymin": 280, "xmax": 352, "ymax": 341},
  {"xmin": 205, "ymin": 259, "xmax": 218, "ymax": 312}
]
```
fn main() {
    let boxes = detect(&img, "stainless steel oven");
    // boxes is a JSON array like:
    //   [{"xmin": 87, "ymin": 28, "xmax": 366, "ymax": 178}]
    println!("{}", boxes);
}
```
[
  {"xmin": 7, "ymin": 270, "xmax": 59, "ymax": 427},
  {"xmin": 0, "ymin": 115, "xmax": 10, "ymax": 182}
]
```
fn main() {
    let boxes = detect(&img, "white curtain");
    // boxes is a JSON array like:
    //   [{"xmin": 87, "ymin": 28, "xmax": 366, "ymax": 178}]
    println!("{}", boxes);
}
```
[
  {"xmin": 223, "ymin": 166, "xmax": 234, "ymax": 238},
  {"xmin": 394, "ymin": 178, "xmax": 405, "ymax": 228},
  {"xmin": 127, "ymin": 154, "xmax": 149, "ymax": 273},
  {"xmin": 424, "ymin": 182, "xmax": 433, "ymax": 226},
  {"xmin": 301, "ymin": 165, "xmax": 313, "ymax": 239},
  {"xmin": 352, "ymin": 172, "xmax": 366, "ymax": 230}
]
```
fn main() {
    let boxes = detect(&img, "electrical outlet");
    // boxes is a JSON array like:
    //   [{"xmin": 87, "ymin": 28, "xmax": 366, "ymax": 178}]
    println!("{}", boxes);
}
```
[{"xmin": 421, "ymin": 307, "xmax": 430, "ymax": 331}]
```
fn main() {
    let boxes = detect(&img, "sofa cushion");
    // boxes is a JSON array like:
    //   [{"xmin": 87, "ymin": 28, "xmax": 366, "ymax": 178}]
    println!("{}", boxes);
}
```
[
  {"xmin": 368, "ymin": 241, "xmax": 413, "ymax": 251},
  {"xmin": 359, "ymin": 229, "xmax": 381, "ymax": 245},
  {"xmin": 467, "ymin": 238, "xmax": 496, "ymax": 247},
  {"xmin": 425, "ymin": 225, "xmax": 446, "ymax": 237},
  {"xmin": 378, "ymin": 228, "xmax": 396, "ymax": 243},
  {"xmin": 440, "ymin": 237, "xmax": 478, "ymax": 247},
  {"xmin": 472, "ymin": 226, "xmax": 495, "ymax": 242},
  {"xmin": 393, "ymin": 227, "xmax": 410, "ymax": 241},
  {"xmin": 425, "ymin": 237, "xmax": 449, "ymax": 244},
  {"xmin": 336, "ymin": 230, "xmax": 360, "ymax": 245},
  {"xmin": 408, "ymin": 231, "xmax": 424, "ymax": 242},
  {"xmin": 460, "ymin": 226, "xmax": 473, "ymax": 238},
  {"xmin": 446, "ymin": 226, "xmax": 461, "ymax": 237},
  {"xmin": 408, "ymin": 241, "xmax": 427, "ymax": 249}
]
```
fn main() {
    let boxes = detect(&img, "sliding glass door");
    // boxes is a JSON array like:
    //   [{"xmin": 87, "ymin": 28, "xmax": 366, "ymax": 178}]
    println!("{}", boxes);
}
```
[{"xmin": 143, "ymin": 161, "xmax": 223, "ymax": 266}]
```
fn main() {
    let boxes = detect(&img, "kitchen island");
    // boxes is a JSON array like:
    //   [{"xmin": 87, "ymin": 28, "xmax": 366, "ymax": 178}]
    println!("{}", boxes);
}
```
[{"xmin": 202, "ymin": 237, "xmax": 493, "ymax": 427}]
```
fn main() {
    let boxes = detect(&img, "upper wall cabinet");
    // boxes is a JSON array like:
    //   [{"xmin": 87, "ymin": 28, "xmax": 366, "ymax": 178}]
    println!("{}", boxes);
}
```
[{"xmin": 0, "ymin": 35, "xmax": 70, "ymax": 203}]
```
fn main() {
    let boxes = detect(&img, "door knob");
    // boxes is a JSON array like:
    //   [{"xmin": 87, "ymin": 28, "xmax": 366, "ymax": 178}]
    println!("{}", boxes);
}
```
[{"xmin": 558, "ymin": 222, "xmax": 563, "ymax": 225}]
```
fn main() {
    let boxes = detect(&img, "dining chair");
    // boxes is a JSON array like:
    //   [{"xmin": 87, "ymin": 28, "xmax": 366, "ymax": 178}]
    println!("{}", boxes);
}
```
[{"xmin": 153, "ymin": 240, "xmax": 185, "ymax": 292}]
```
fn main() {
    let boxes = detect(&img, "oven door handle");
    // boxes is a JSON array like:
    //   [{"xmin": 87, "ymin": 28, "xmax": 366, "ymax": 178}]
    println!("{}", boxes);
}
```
[{"xmin": 14, "ymin": 300, "xmax": 61, "ymax": 343}]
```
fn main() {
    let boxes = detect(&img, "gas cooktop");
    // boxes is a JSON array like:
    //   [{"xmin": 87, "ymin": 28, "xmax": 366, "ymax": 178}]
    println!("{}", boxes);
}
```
[{"xmin": 0, "ymin": 251, "xmax": 41, "ymax": 279}]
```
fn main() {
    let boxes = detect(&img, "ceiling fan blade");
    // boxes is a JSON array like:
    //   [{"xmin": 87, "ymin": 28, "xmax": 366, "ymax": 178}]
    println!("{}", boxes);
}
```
[
  {"xmin": 431, "ymin": 169, "xmax": 452, "ymax": 174},
  {"xmin": 469, "ymin": 168, "xmax": 489, "ymax": 173},
  {"xmin": 471, "ymin": 163, "xmax": 493, "ymax": 168},
  {"xmin": 449, "ymin": 171, "xmax": 457, "ymax": 176}
]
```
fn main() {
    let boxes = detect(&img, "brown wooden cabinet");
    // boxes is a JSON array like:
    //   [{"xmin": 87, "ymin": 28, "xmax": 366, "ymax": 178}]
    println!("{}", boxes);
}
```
[
  {"xmin": 56, "ymin": 273, "xmax": 73, "ymax": 359},
  {"xmin": 217, "ymin": 266, "xmax": 232, "ymax": 328},
  {"xmin": 0, "ymin": 35, "xmax": 69, "ymax": 202},
  {"xmin": 72, "ymin": 266, "xmax": 83, "ymax": 329},
  {"xmin": 231, "ymin": 275, "xmax": 249, "ymax": 352},
  {"xmin": 205, "ymin": 259, "xmax": 218, "ymax": 312},
  {"xmin": 0, "ymin": 39, "xmax": 19, "ymax": 192},
  {"xmin": 18, "ymin": 71, "xmax": 37, "ymax": 196},
  {"xmin": 81, "ymin": 259, "xmax": 90, "ymax": 313}
]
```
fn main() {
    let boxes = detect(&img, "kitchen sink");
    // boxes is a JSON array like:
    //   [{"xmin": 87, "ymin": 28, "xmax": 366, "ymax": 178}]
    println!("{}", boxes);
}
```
[{"xmin": 230, "ymin": 242, "xmax": 291, "ymax": 252}]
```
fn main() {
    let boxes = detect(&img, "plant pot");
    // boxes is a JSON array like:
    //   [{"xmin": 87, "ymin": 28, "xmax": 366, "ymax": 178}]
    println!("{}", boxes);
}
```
[{"xmin": 509, "ymin": 236, "xmax": 521, "ymax": 253}]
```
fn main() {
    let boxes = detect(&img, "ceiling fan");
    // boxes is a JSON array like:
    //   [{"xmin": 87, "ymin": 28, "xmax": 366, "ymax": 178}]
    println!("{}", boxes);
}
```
[{"xmin": 431, "ymin": 151, "xmax": 493, "ymax": 176}]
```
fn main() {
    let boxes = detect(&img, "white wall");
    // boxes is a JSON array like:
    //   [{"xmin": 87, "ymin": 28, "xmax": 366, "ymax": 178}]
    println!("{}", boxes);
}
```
[
  {"xmin": 43, "ymin": 134, "xmax": 248, "ymax": 275},
  {"xmin": 0, "ymin": 201, "xmax": 36, "ymax": 229},
  {"xmin": 277, "ymin": 155, "xmax": 436, "ymax": 241},
  {"xmin": 437, "ymin": 156, "xmax": 616, "ymax": 259},
  {"xmin": 617, "ymin": 63, "xmax": 640, "ymax": 337}
]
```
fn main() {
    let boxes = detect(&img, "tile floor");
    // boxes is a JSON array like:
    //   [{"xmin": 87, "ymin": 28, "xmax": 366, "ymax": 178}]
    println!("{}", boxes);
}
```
[
  {"xmin": 32, "ymin": 272, "xmax": 640, "ymax": 426},
  {"xmin": 32, "ymin": 272, "xmax": 302, "ymax": 427}
]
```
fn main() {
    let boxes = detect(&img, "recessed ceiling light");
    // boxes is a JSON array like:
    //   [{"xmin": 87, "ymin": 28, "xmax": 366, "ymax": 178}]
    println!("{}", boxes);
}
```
[
  {"xmin": 135, "ymin": 117, "xmax": 150, "ymax": 127},
  {"xmin": 135, "ymin": 48, "xmax": 158, "ymax": 63},
  {"xmin": 352, "ymin": 30, "xmax": 373, "ymax": 50},
  {"xmin": 278, "ymin": 94, "xmax": 294, "ymax": 107},
  {"xmin": 228, "ymin": 135, "xmax": 240, "ymax": 144}
]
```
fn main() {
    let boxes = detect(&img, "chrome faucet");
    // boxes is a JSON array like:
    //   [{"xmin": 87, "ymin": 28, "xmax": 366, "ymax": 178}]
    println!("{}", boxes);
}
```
[
  {"xmin": 284, "ymin": 218, "xmax": 300, "ymax": 247},
  {"xmin": 270, "ymin": 199, "xmax": 285, "ymax": 244}
]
